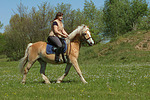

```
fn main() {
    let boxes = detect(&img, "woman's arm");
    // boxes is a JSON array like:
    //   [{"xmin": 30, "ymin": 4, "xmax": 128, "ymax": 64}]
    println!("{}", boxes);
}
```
[
  {"xmin": 54, "ymin": 25, "xmax": 67, "ymax": 37},
  {"xmin": 62, "ymin": 28, "xmax": 68, "ymax": 37}
]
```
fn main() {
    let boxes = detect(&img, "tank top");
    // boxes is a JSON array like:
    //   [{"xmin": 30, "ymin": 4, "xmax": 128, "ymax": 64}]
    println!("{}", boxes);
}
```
[{"xmin": 49, "ymin": 20, "xmax": 64, "ymax": 38}]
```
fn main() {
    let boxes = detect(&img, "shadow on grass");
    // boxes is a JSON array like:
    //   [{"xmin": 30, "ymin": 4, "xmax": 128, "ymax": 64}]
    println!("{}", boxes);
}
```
[
  {"xmin": 23, "ymin": 80, "xmax": 78, "ymax": 84},
  {"xmin": 50, "ymin": 80, "xmax": 77, "ymax": 84}
]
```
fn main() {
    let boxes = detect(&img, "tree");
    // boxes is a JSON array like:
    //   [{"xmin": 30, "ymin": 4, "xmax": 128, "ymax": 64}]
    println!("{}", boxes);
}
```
[
  {"xmin": 5, "ymin": 14, "xmax": 27, "ymax": 60},
  {"xmin": 0, "ymin": 21, "xmax": 3, "ymax": 29},
  {"xmin": 71, "ymin": 9, "xmax": 86, "ymax": 29},
  {"xmin": 0, "ymin": 33, "xmax": 6, "ymax": 54},
  {"xmin": 136, "ymin": 4, "xmax": 150, "ymax": 31},
  {"xmin": 83, "ymin": 0, "xmax": 103, "ymax": 43},
  {"xmin": 131, "ymin": 0, "xmax": 148, "ymax": 30},
  {"xmin": 0, "ymin": 25, "xmax": 4, "ymax": 53},
  {"xmin": 103, "ymin": 0, "xmax": 148, "ymax": 37},
  {"xmin": 29, "ymin": 2, "xmax": 54, "ymax": 42},
  {"xmin": 4, "ymin": 2, "xmax": 55, "ymax": 60}
]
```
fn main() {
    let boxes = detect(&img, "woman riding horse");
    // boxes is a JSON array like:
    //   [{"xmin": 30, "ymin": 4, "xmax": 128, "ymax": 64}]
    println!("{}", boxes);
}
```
[
  {"xmin": 47, "ymin": 12, "xmax": 68, "ymax": 63},
  {"xmin": 19, "ymin": 24, "xmax": 94, "ymax": 84}
]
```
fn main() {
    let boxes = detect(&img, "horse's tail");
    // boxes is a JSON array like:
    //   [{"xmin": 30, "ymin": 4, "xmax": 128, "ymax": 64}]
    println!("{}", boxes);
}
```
[{"xmin": 19, "ymin": 43, "xmax": 33, "ymax": 74}]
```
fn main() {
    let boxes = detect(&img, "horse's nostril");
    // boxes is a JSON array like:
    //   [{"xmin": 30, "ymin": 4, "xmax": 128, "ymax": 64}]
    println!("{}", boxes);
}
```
[{"xmin": 89, "ymin": 42, "xmax": 93, "ymax": 46}]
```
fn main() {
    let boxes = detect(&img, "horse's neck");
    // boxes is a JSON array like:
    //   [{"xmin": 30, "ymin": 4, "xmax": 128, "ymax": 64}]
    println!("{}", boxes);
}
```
[
  {"xmin": 68, "ymin": 26, "xmax": 82, "ymax": 40},
  {"xmin": 66, "ymin": 26, "xmax": 82, "ymax": 44},
  {"xmin": 71, "ymin": 34, "xmax": 81, "ymax": 44},
  {"xmin": 66, "ymin": 27, "xmax": 82, "ymax": 58},
  {"xmin": 67, "ymin": 35, "xmax": 81, "ymax": 58}
]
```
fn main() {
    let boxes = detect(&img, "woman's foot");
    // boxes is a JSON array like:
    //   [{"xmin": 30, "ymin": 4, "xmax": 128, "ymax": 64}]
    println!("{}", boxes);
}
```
[{"xmin": 55, "ymin": 56, "xmax": 61, "ymax": 63}]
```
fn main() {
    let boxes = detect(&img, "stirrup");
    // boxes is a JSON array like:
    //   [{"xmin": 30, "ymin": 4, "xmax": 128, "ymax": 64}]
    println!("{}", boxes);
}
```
[
  {"xmin": 55, "ymin": 54, "xmax": 61, "ymax": 63},
  {"xmin": 62, "ymin": 53, "xmax": 67, "ymax": 63},
  {"xmin": 55, "ymin": 58, "xmax": 61, "ymax": 63},
  {"xmin": 63, "ymin": 55, "xmax": 67, "ymax": 63}
]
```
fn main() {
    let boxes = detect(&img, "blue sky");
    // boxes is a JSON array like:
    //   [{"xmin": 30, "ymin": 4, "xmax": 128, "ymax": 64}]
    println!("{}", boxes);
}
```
[
  {"xmin": 0, "ymin": 0, "xmax": 149, "ymax": 33},
  {"xmin": 0, "ymin": 0, "xmax": 105, "ymax": 33}
]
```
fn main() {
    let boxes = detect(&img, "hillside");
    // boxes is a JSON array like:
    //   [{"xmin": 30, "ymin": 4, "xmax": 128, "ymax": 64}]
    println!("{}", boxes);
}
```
[{"xmin": 78, "ymin": 30, "xmax": 150, "ymax": 65}]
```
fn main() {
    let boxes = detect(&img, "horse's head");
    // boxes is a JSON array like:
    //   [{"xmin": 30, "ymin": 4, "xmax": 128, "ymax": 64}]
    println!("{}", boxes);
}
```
[{"xmin": 81, "ymin": 25, "xmax": 94, "ymax": 46}]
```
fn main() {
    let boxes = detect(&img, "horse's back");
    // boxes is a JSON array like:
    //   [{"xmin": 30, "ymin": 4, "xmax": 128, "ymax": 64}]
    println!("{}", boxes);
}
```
[
  {"xmin": 29, "ymin": 41, "xmax": 47, "ymax": 54},
  {"xmin": 33, "ymin": 41, "xmax": 47, "ymax": 45}
]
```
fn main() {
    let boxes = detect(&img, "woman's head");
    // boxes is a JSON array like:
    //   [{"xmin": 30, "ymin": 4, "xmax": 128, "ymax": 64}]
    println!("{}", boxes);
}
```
[{"xmin": 54, "ymin": 12, "xmax": 63, "ymax": 21}]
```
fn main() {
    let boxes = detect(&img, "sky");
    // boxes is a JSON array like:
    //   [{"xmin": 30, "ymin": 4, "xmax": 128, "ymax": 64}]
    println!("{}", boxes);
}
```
[
  {"xmin": 0, "ymin": 0, "xmax": 149, "ymax": 33},
  {"xmin": 0, "ymin": 0, "xmax": 105, "ymax": 33}
]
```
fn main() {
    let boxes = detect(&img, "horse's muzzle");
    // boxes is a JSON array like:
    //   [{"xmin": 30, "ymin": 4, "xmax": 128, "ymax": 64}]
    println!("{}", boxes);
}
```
[{"xmin": 89, "ymin": 42, "xmax": 94, "ymax": 46}]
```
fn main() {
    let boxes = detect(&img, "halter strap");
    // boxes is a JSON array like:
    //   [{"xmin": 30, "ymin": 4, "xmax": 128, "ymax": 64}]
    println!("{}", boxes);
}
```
[{"xmin": 85, "ymin": 37, "xmax": 92, "ymax": 40}]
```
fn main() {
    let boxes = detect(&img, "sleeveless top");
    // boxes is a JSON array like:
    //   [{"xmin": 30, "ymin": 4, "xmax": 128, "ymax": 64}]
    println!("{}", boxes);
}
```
[{"xmin": 49, "ymin": 20, "xmax": 64, "ymax": 38}]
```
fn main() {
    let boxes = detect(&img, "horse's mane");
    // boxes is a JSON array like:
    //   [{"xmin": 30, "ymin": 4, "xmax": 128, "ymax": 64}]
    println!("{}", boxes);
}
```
[{"xmin": 66, "ymin": 24, "xmax": 85, "ymax": 43}]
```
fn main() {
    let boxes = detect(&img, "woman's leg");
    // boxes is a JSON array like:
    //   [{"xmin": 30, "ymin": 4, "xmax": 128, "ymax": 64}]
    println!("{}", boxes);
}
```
[
  {"xmin": 47, "ymin": 36, "xmax": 62, "ymax": 47},
  {"xmin": 48, "ymin": 36, "xmax": 62, "ymax": 62}
]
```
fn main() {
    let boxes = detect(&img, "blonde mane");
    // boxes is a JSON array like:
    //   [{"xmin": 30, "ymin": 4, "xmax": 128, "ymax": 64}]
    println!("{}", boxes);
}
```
[{"xmin": 66, "ymin": 24, "xmax": 85, "ymax": 44}]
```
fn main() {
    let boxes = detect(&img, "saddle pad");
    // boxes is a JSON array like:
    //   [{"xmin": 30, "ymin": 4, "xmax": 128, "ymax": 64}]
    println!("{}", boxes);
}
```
[{"xmin": 46, "ymin": 40, "xmax": 67, "ymax": 54}]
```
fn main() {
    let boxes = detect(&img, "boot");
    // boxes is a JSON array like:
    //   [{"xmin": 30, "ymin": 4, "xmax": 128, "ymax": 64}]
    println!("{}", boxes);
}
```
[
  {"xmin": 61, "ymin": 53, "xmax": 67, "ymax": 63},
  {"xmin": 59, "ymin": 38, "xmax": 67, "ymax": 63},
  {"xmin": 55, "ymin": 47, "xmax": 61, "ymax": 63}
]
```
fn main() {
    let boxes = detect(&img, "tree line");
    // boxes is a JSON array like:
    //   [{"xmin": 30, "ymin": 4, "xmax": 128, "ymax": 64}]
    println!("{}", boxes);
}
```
[{"xmin": 0, "ymin": 0, "xmax": 149, "ymax": 60}]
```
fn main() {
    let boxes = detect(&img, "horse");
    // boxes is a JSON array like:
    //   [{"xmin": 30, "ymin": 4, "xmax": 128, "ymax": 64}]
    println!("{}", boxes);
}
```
[{"xmin": 19, "ymin": 24, "xmax": 94, "ymax": 84}]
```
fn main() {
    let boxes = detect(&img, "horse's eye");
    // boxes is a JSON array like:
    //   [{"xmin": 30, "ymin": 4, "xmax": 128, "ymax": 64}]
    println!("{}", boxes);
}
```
[{"xmin": 82, "ymin": 33, "xmax": 86, "ymax": 35}]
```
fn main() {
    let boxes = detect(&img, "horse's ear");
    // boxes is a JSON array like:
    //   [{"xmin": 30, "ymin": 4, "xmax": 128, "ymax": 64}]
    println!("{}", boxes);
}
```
[
  {"xmin": 82, "ymin": 33, "xmax": 86, "ymax": 35},
  {"xmin": 81, "ymin": 24, "xmax": 85, "ymax": 27}
]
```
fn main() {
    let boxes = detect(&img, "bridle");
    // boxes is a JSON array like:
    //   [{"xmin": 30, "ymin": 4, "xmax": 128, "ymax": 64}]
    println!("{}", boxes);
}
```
[
  {"xmin": 82, "ymin": 31, "xmax": 92, "ymax": 41},
  {"xmin": 84, "ymin": 37, "xmax": 92, "ymax": 41}
]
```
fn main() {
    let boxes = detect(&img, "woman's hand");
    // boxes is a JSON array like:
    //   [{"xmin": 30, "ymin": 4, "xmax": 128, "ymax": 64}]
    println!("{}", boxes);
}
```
[{"xmin": 63, "ymin": 34, "xmax": 68, "ymax": 38}]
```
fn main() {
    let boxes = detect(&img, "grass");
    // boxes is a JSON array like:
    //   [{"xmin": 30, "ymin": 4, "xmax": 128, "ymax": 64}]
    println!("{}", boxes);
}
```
[
  {"xmin": 0, "ymin": 30, "xmax": 150, "ymax": 100},
  {"xmin": 0, "ymin": 56, "xmax": 149, "ymax": 100},
  {"xmin": 79, "ymin": 30, "xmax": 150, "ymax": 65}
]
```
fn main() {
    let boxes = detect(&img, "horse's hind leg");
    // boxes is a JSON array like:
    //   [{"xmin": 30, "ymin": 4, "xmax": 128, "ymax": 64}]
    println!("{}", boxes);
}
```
[
  {"xmin": 38, "ymin": 59, "xmax": 50, "ymax": 84},
  {"xmin": 21, "ymin": 50, "xmax": 38, "ymax": 84},
  {"xmin": 22, "ymin": 62, "xmax": 33, "ymax": 84},
  {"xmin": 56, "ymin": 63, "xmax": 72, "ymax": 83}
]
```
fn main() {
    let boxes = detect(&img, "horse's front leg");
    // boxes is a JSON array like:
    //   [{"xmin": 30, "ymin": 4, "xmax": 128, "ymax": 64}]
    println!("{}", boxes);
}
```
[
  {"xmin": 56, "ymin": 63, "xmax": 72, "ymax": 83},
  {"xmin": 70, "ymin": 56, "xmax": 87, "ymax": 83}
]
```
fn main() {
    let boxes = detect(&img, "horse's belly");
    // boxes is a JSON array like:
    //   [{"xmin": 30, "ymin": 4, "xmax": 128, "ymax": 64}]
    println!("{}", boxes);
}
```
[{"xmin": 40, "ymin": 54, "xmax": 55, "ymax": 63}]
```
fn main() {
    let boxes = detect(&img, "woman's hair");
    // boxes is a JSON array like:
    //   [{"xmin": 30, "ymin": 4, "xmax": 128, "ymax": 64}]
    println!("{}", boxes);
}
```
[
  {"xmin": 55, "ymin": 12, "xmax": 63, "ymax": 20},
  {"xmin": 51, "ymin": 12, "xmax": 63, "ymax": 22}
]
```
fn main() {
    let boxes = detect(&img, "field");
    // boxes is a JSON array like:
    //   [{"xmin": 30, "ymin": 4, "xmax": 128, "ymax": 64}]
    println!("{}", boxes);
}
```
[
  {"xmin": 0, "ymin": 55, "xmax": 149, "ymax": 100},
  {"xmin": 0, "ymin": 31, "xmax": 150, "ymax": 100}
]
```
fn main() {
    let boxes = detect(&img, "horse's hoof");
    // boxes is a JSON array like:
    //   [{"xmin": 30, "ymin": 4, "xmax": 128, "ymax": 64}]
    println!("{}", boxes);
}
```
[
  {"xmin": 83, "ymin": 81, "xmax": 88, "ymax": 84},
  {"xmin": 56, "ymin": 80, "xmax": 61, "ymax": 83},
  {"xmin": 21, "ymin": 81, "xmax": 26, "ymax": 84},
  {"xmin": 45, "ymin": 81, "xmax": 51, "ymax": 84}
]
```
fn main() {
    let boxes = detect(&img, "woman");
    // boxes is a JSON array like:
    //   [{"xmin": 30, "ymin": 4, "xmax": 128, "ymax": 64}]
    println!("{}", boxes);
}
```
[{"xmin": 47, "ymin": 12, "xmax": 68, "ymax": 63}]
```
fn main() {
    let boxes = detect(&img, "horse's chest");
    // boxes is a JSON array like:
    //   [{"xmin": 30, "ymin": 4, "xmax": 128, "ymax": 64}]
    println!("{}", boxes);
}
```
[{"xmin": 70, "ymin": 43, "xmax": 80, "ymax": 58}]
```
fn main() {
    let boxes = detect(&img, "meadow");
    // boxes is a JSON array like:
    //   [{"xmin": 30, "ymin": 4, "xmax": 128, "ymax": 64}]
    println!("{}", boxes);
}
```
[
  {"xmin": 0, "ymin": 55, "xmax": 149, "ymax": 100},
  {"xmin": 0, "ymin": 31, "xmax": 150, "ymax": 100}
]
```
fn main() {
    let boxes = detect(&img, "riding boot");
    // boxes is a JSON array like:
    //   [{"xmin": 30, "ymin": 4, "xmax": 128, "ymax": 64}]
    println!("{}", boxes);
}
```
[
  {"xmin": 59, "ymin": 38, "xmax": 67, "ymax": 63},
  {"xmin": 61, "ymin": 53, "xmax": 67, "ymax": 63},
  {"xmin": 55, "ymin": 47, "xmax": 61, "ymax": 63}
]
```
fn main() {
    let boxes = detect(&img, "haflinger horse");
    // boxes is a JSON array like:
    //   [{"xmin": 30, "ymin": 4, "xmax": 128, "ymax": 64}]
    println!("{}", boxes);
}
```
[{"xmin": 19, "ymin": 24, "xmax": 94, "ymax": 84}]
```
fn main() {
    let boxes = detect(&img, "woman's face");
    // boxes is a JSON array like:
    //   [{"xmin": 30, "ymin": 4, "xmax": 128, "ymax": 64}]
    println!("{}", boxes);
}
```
[{"xmin": 58, "ymin": 16, "xmax": 63, "ymax": 21}]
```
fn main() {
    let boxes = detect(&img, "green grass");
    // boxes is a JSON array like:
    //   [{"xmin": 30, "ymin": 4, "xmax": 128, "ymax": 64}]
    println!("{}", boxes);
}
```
[
  {"xmin": 0, "ymin": 31, "xmax": 150, "ymax": 99},
  {"xmin": 79, "ymin": 30, "xmax": 150, "ymax": 65},
  {"xmin": 0, "ymin": 56, "xmax": 149, "ymax": 100}
]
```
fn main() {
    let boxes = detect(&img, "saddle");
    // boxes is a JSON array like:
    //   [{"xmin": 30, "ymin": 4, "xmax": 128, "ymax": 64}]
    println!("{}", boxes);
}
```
[{"xmin": 46, "ymin": 38, "xmax": 67, "ymax": 62}]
